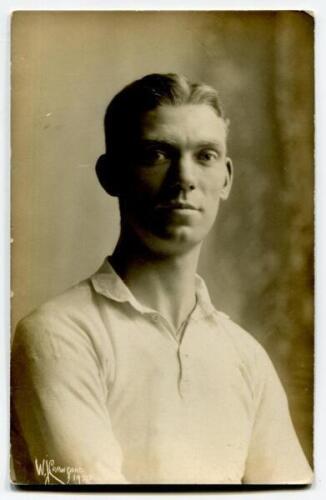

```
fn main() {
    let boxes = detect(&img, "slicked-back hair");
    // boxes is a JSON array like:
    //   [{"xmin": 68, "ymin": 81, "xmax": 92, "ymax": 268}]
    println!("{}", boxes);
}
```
[{"xmin": 103, "ymin": 73, "xmax": 227, "ymax": 158}]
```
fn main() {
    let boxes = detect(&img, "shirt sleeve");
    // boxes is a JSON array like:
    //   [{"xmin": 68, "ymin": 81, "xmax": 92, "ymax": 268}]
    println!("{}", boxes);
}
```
[
  {"xmin": 243, "ymin": 345, "xmax": 313, "ymax": 484},
  {"xmin": 11, "ymin": 312, "xmax": 128, "ymax": 485}
]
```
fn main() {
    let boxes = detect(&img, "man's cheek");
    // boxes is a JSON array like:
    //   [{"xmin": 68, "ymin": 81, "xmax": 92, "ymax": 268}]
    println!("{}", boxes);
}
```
[
  {"xmin": 204, "ymin": 184, "xmax": 223, "ymax": 202},
  {"xmin": 124, "ymin": 183, "xmax": 154, "ymax": 202},
  {"xmin": 210, "ymin": 166, "xmax": 228, "ymax": 188}
]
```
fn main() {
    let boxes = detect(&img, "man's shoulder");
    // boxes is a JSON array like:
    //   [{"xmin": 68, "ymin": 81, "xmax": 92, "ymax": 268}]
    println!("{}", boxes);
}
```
[
  {"xmin": 12, "ymin": 277, "xmax": 99, "ymax": 358},
  {"xmin": 18, "ymin": 277, "xmax": 94, "ymax": 328}
]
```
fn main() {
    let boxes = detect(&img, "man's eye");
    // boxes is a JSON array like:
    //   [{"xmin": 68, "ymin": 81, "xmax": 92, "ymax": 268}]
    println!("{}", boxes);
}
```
[
  {"xmin": 139, "ymin": 149, "xmax": 169, "ymax": 166},
  {"xmin": 197, "ymin": 149, "xmax": 219, "ymax": 164},
  {"xmin": 152, "ymin": 150, "xmax": 168, "ymax": 162}
]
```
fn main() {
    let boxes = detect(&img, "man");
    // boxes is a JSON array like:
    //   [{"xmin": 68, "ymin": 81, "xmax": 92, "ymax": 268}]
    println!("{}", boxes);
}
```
[{"xmin": 11, "ymin": 73, "xmax": 312, "ymax": 485}]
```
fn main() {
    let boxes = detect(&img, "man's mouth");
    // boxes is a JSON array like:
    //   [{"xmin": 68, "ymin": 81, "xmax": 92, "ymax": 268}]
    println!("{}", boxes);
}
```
[{"xmin": 155, "ymin": 201, "xmax": 199, "ymax": 211}]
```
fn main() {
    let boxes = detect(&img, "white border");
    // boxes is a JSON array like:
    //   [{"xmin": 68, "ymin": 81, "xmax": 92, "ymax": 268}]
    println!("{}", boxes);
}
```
[{"xmin": 1, "ymin": 1, "xmax": 325, "ymax": 499}]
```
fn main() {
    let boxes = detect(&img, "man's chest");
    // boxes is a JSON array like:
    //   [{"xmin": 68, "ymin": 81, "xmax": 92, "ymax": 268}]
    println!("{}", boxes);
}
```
[{"xmin": 102, "ymin": 318, "xmax": 256, "ymax": 482}]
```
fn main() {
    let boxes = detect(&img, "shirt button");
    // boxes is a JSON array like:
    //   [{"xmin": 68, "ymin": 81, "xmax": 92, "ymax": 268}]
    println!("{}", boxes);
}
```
[{"xmin": 180, "ymin": 380, "xmax": 190, "ymax": 396}]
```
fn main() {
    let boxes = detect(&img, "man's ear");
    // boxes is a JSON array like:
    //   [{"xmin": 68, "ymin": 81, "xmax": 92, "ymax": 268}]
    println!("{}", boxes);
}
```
[
  {"xmin": 220, "ymin": 157, "xmax": 233, "ymax": 200},
  {"xmin": 95, "ymin": 154, "xmax": 120, "ymax": 197}
]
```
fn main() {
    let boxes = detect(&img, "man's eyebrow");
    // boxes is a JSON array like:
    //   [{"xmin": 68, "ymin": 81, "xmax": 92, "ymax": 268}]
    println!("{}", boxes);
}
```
[
  {"xmin": 195, "ymin": 141, "xmax": 224, "ymax": 151},
  {"xmin": 137, "ymin": 139, "xmax": 176, "ymax": 149}
]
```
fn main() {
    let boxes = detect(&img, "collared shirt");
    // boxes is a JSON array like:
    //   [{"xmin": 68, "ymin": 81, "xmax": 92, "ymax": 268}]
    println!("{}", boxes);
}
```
[{"xmin": 11, "ymin": 259, "xmax": 313, "ymax": 485}]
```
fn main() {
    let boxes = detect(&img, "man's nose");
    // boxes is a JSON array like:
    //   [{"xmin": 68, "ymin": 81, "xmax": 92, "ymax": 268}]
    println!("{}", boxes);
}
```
[{"xmin": 171, "ymin": 152, "xmax": 197, "ymax": 191}]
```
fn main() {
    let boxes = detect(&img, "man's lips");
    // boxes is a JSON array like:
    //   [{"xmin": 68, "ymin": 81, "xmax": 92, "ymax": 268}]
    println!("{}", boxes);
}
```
[{"xmin": 155, "ymin": 201, "xmax": 200, "ymax": 211}]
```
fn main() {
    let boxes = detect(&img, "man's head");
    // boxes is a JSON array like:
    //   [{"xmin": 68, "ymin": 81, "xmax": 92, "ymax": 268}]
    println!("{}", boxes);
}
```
[{"xmin": 96, "ymin": 73, "xmax": 233, "ymax": 255}]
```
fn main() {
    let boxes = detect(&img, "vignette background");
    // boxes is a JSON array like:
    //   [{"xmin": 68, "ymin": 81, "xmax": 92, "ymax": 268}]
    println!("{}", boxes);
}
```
[{"xmin": 11, "ymin": 10, "xmax": 314, "ymax": 465}]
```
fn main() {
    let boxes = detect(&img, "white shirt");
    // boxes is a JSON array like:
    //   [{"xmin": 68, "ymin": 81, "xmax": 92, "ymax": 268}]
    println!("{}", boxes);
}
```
[{"xmin": 11, "ymin": 259, "xmax": 313, "ymax": 485}]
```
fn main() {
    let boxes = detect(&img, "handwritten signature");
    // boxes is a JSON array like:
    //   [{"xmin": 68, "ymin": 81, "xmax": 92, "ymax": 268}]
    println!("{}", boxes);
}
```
[{"xmin": 34, "ymin": 457, "xmax": 91, "ymax": 484}]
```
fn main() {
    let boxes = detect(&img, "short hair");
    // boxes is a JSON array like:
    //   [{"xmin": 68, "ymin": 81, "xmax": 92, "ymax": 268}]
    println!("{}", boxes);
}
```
[{"xmin": 104, "ymin": 73, "xmax": 228, "ymax": 157}]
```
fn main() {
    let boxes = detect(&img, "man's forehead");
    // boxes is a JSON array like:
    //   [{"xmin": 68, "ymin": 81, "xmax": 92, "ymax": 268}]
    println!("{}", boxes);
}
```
[{"xmin": 138, "ymin": 103, "xmax": 228, "ymax": 146}]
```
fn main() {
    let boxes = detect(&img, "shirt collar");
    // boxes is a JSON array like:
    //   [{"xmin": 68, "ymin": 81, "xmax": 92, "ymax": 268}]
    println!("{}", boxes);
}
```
[{"xmin": 90, "ymin": 258, "xmax": 215, "ymax": 319}]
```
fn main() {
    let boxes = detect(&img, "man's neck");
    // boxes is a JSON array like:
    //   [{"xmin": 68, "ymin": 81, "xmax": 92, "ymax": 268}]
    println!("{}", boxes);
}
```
[{"xmin": 110, "ymin": 235, "xmax": 201, "ymax": 330}]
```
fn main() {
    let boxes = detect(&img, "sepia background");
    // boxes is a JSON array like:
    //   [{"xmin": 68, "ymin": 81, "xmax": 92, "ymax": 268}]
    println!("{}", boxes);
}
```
[{"xmin": 11, "ymin": 11, "xmax": 314, "ymax": 465}]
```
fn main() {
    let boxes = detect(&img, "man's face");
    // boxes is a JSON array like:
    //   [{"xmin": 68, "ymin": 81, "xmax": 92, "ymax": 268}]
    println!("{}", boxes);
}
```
[{"xmin": 119, "ymin": 103, "xmax": 232, "ymax": 255}]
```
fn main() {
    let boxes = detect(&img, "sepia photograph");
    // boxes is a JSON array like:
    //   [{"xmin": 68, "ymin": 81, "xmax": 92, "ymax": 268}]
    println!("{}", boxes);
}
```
[{"xmin": 10, "ymin": 10, "xmax": 314, "ymax": 487}]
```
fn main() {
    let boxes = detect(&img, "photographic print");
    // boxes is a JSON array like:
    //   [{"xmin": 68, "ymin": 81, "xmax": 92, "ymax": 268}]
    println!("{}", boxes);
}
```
[{"xmin": 10, "ymin": 11, "xmax": 314, "ymax": 486}]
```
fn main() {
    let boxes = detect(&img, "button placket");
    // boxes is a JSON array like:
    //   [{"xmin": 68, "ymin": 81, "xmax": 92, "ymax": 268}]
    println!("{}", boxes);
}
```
[{"xmin": 177, "ymin": 345, "xmax": 191, "ymax": 397}]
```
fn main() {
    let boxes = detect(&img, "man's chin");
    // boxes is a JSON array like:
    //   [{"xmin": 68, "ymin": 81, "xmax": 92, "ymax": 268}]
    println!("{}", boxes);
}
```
[{"xmin": 140, "ymin": 226, "xmax": 205, "ymax": 256}]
